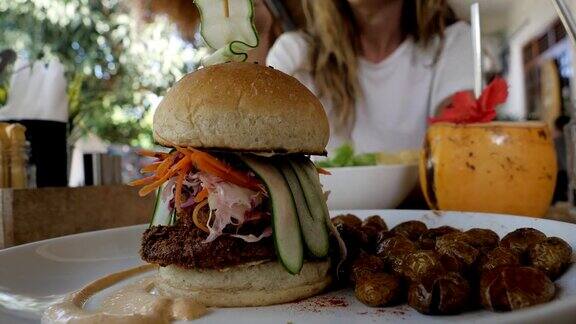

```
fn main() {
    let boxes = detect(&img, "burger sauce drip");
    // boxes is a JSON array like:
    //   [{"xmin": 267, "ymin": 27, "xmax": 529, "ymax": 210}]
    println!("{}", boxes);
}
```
[{"xmin": 42, "ymin": 264, "xmax": 207, "ymax": 324}]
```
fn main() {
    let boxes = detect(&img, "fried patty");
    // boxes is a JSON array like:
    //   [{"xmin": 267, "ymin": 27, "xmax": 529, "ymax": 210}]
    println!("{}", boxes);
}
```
[{"xmin": 141, "ymin": 225, "xmax": 276, "ymax": 269}]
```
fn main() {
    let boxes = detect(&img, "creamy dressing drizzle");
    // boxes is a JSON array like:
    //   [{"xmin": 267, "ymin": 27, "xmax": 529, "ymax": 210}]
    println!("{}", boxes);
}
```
[{"xmin": 42, "ymin": 264, "xmax": 207, "ymax": 324}]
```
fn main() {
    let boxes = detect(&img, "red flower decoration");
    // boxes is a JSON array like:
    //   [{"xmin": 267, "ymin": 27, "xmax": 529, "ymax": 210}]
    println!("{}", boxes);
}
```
[{"xmin": 429, "ymin": 77, "xmax": 508, "ymax": 124}]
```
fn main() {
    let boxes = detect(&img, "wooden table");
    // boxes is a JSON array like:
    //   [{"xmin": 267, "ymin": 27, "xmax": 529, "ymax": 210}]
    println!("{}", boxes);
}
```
[{"xmin": 0, "ymin": 185, "xmax": 154, "ymax": 248}]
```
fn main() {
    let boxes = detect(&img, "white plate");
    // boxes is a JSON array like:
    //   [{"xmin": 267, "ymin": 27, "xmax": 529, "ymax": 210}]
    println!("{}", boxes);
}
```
[{"xmin": 1, "ymin": 210, "xmax": 576, "ymax": 324}]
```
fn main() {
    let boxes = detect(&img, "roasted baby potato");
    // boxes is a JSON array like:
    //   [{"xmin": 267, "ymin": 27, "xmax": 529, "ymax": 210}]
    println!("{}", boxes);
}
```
[
  {"xmin": 362, "ymin": 215, "xmax": 388, "ymax": 232},
  {"xmin": 480, "ymin": 266, "xmax": 555, "ymax": 311},
  {"xmin": 376, "ymin": 235, "xmax": 417, "ymax": 274},
  {"xmin": 355, "ymin": 273, "xmax": 402, "ymax": 307},
  {"xmin": 527, "ymin": 237, "xmax": 572, "ymax": 279},
  {"xmin": 435, "ymin": 233, "xmax": 480, "ymax": 273},
  {"xmin": 350, "ymin": 253, "xmax": 385, "ymax": 284},
  {"xmin": 374, "ymin": 230, "xmax": 395, "ymax": 247},
  {"xmin": 347, "ymin": 219, "xmax": 572, "ymax": 316},
  {"xmin": 408, "ymin": 272, "xmax": 470, "ymax": 315},
  {"xmin": 332, "ymin": 215, "xmax": 365, "ymax": 256},
  {"xmin": 391, "ymin": 221, "xmax": 428, "ymax": 241},
  {"xmin": 500, "ymin": 228, "xmax": 546, "ymax": 257},
  {"xmin": 397, "ymin": 250, "xmax": 445, "ymax": 283},
  {"xmin": 361, "ymin": 215, "xmax": 388, "ymax": 252},
  {"xmin": 417, "ymin": 226, "xmax": 461, "ymax": 250},
  {"xmin": 462, "ymin": 228, "xmax": 499, "ymax": 253},
  {"xmin": 479, "ymin": 246, "xmax": 520, "ymax": 273},
  {"xmin": 332, "ymin": 214, "xmax": 363, "ymax": 229},
  {"xmin": 331, "ymin": 215, "xmax": 367, "ymax": 281}
]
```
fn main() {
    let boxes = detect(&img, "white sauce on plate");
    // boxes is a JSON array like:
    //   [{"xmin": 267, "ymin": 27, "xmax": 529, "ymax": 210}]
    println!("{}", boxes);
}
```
[{"xmin": 42, "ymin": 264, "xmax": 207, "ymax": 324}]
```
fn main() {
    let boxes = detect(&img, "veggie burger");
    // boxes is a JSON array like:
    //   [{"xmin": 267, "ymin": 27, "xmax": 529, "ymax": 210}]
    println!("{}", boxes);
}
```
[{"xmin": 131, "ymin": 62, "xmax": 343, "ymax": 307}]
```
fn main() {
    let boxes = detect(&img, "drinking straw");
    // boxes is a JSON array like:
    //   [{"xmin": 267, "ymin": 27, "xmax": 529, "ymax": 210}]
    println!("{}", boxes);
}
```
[{"xmin": 471, "ymin": 2, "xmax": 483, "ymax": 97}]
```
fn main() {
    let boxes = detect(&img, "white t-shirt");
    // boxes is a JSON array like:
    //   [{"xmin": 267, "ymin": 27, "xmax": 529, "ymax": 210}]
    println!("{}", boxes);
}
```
[{"xmin": 266, "ymin": 22, "xmax": 474, "ymax": 153}]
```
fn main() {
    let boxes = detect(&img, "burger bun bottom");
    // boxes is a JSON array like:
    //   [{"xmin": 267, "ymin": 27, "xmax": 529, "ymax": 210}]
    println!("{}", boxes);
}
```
[{"xmin": 156, "ymin": 259, "xmax": 332, "ymax": 307}]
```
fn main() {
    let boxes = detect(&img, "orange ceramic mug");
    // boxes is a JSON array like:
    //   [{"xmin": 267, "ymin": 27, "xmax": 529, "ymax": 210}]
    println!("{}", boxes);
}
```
[{"xmin": 419, "ymin": 122, "xmax": 557, "ymax": 217}]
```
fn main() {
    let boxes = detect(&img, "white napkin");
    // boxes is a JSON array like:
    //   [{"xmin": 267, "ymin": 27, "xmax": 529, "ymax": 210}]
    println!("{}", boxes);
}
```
[
  {"xmin": 68, "ymin": 133, "xmax": 110, "ymax": 187},
  {"xmin": 0, "ymin": 58, "xmax": 68, "ymax": 122}
]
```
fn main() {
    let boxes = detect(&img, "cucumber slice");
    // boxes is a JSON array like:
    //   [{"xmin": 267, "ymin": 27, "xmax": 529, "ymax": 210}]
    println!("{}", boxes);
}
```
[
  {"xmin": 278, "ymin": 161, "xmax": 329, "ymax": 258},
  {"xmin": 150, "ymin": 182, "xmax": 175, "ymax": 227},
  {"xmin": 195, "ymin": 0, "xmax": 259, "ymax": 65},
  {"xmin": 240, "ymin": 156, "xmax": 303, "ymax": 274},
  {"xmin": 201, "ymin": 42, "xmax": 254, "ymax": 66},
  {"xmin": 288, "ymin": 158, "xmax": 331, "ymax": 234},
  {"xmin": 289, "ymin": 157, "xmax": 348, "ymax": 275}
]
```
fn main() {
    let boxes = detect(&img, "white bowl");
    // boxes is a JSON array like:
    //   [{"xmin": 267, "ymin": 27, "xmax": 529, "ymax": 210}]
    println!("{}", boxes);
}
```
[{"xmin": 320, "ymin": 164, "xmax": 419, "ymax": 210}]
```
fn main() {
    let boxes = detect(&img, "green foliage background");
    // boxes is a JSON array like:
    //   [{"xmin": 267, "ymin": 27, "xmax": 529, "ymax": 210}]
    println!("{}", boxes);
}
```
[{"xmin": 0, "ymin": 0, "xmax": 200, "ymax": 147}]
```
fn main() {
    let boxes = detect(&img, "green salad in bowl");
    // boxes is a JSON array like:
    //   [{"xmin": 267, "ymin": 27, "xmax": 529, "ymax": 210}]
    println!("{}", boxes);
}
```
[
  {"xmin": 316, "ymin": 144, "xmax": 419, "ymax": 168},
  {"xmin": 316, "ymin": 144, "xmax": 377, "ymax": 168},
  {"xmin": 316, "ymin": 144, "xmax": 419, "ymax": 210}
]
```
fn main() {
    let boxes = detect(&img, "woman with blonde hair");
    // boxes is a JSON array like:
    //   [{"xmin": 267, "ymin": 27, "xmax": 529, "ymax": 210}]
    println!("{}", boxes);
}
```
[{"xmin": 267, "ymin": 0, "xmax": 474, "ymax": 153}]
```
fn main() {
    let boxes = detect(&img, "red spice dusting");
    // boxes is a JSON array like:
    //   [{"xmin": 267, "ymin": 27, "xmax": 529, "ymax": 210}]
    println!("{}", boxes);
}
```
[
  {"xmin": 291, "ymin": 295, "xmax": 349, "ymax": 313},
  {"xmin": 289, "ymin": 294, "xmax": 409, "ymax": 319},
  {"xmin": 366, "ymin": 305, "xmax": 409, "ymax": 320},
  {"xmin": 321, "ymin": 296, "xmax": 348, "ymax": 307}
]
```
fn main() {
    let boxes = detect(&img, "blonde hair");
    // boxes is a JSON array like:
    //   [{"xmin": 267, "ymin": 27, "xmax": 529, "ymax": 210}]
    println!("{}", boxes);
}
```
[{"xmin": 303, "ymin": 0, "xmax": 456, "ymax": 134}]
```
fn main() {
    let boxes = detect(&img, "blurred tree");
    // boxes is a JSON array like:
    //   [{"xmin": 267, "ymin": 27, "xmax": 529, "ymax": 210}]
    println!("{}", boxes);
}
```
[{"xmin": 0, "ymin": 0, "xmax": 200, "ymax": 147}]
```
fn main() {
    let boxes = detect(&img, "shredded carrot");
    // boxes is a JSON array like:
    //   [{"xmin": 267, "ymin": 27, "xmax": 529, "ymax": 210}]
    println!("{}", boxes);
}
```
[
  {"xmin": 196, "ymin": 158, "xmax": 242, "ymax": 187},
  {"xmin": 138, "ymin": 156, "xmax": 190, "ymax": 196},
  {"xmin": 175, "ymin": 146, "xmax": 191, "ymax": 156},
  {"xmin": 192, "ymin": 200, "xmax": 210, "ymax": 233},
  {"xmin": 133, "ymin": 147, "xmax": 262, "ymax": 199},
  {"xmin": 128, "ymin": 175, "xmax": 157, "ymax": 187},
  {"xmin": 138, "ymin": 149, "xmax": 169, "ymax": 159},
  {"xmin": 188, "ymin": 148, "xmax": 261, "ymax": 190},
  {"xmin": 175, "ymin": 146, "xmax": 260, "ymax": 189},
  {"xmin": 131, "ymin": 147, "xmax": 271, "ymax": 233},
  {"xmin": 317, "ymin": 167, "xmax": 332, "ymax": 175},
  {"xmin": 140, "ymin": 162, "xmax": 161, "ymax": 173},
  {"xmin": 156, "ymin": 152, "xmax": 178, "ymax": 177},
  {"xmin": 195, "ymin": 188, "xmax": 209, "ymax": 202}
]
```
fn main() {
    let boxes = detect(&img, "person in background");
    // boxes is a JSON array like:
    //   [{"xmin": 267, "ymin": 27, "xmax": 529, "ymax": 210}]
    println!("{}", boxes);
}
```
[
  {"xmin": 553, "ymin": 115, "xmax": 570, "ymax": 203},
  {"xmin": 267, "ymin": 0, "xmax": 474, "ymax": 153}
]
